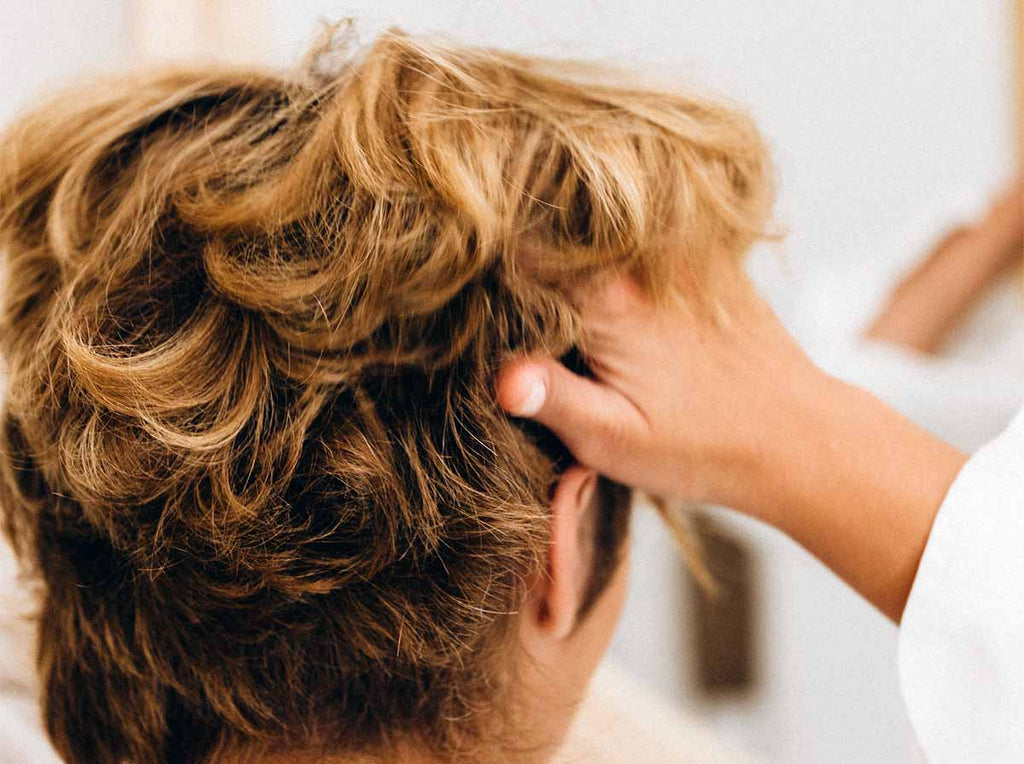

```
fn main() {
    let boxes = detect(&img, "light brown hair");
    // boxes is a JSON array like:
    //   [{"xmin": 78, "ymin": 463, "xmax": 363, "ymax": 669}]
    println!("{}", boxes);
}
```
[{"xmin": 0, "ymin": 25, "xmax": 771, "ymax": 763}]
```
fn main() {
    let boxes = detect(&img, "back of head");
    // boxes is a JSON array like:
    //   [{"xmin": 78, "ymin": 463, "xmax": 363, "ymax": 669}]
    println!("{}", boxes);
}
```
[{"xmin": 0, "ymin": 25, "xmax": 771, "ymax": 763}]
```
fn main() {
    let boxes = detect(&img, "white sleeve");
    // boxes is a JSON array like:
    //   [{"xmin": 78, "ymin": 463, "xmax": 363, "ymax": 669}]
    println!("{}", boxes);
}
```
[{"xmin": 899, "ymin": 402, "xmax": 1024, "ymax": 762}]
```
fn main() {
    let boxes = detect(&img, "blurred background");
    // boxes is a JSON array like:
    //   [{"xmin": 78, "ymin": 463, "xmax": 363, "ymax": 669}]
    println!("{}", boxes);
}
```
[{"xmin": 2, "ymin": 2, "xmax": 1021, "ymax": 762}]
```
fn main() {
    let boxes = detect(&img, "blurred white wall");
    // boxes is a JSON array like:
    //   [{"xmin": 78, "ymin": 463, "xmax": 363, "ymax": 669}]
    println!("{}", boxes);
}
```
[
  {"xmin": 0, "ymin": 1, "xmax": 128, "ymax": 125},
  {"xmin": 0, "ymin": 2, "xmax": 1015, "ymax": 762}
]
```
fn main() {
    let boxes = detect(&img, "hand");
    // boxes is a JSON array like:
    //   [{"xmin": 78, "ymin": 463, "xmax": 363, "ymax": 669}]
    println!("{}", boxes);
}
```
[
  {"xmin": 497, "ymin": 266, "xmax": 828, "ymax": 525},
  {"xmin": 496, "ymin": 264, "xmax": 967, "ymax": 621}
]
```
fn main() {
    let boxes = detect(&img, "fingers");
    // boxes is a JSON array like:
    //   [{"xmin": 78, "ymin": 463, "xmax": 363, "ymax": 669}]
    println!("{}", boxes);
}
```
[
  {"xmin": 495, "ymin": 356, "xmax": 642, "ymax": 472},
  {"xmin": 574, "ymin": 274, "xmax": 649, "ymax": 329},
  {"xmin": 496, "ymin": 359, "xmax": 550, "ymax": 417},
  {"xmin": 572, "ymin": 274, "xmax": 661, "ymax": 356}
]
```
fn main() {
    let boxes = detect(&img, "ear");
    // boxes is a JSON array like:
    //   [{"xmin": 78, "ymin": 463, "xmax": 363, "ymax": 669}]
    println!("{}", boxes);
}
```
[{"xmin": 523, "ymin": 465, "xmax": 598, "ymax": 643}]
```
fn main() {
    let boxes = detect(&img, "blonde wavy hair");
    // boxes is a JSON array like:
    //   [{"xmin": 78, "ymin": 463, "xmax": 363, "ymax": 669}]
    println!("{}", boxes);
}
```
[{"xmin": 0, "ymin": 25, "xmax": 772, "ymax": 764}]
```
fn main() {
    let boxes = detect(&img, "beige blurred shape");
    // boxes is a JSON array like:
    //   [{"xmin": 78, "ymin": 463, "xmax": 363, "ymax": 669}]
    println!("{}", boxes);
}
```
[{"xmin": 129, "ymin": 0, "xmax": 270, "ymax": 64}]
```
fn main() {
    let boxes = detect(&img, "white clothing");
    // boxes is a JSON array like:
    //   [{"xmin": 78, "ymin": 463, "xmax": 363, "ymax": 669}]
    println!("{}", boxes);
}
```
[{"xmin": 899, "ymin": 402, "xmax": 1024, "ymax": 762}]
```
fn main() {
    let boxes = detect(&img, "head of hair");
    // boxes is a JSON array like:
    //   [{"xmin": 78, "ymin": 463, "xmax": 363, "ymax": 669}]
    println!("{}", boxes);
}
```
[{"xmin": 0, "ymin": 23, "xmax": 771, "ymax": 764}]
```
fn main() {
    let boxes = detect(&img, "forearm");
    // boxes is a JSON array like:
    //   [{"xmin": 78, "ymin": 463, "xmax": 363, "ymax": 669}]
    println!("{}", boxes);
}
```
[{"xmin": 748, "ymin": 375, "xmax": 968, "ymax": 622}]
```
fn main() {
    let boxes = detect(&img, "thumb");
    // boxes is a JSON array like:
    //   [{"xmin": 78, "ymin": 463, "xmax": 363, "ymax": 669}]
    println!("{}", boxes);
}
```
[{"xmin": 495, "ymin": 357, "xmax": 639, "ymax": 471}]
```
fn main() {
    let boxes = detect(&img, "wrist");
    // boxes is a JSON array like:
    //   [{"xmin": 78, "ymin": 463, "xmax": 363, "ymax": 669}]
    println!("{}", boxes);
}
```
[{"xmin": 751, "ymin": 374, "xmax": 967, "ymax": 620}]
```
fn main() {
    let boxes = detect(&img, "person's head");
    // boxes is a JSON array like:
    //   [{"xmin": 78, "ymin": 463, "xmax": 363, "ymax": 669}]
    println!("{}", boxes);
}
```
[{"xmin": 0, "ymin": 26, "xmax": 770, "ymax": 764}]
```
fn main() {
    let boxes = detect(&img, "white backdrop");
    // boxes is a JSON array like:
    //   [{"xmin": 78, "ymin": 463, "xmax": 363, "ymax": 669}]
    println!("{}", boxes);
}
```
[
  {"xmin": 1, "ymin": 2, "xmax": 1016, "ymax": 762},
  {"xmin": 0, "ymin": 2, "xmax": 127, "ymax": 125}
]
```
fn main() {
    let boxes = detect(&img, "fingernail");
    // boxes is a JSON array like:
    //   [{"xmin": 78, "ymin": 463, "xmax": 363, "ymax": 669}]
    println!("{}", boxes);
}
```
[{"xmin": 517, "ymin": 378, "xmax": 546, "ymax": 417}]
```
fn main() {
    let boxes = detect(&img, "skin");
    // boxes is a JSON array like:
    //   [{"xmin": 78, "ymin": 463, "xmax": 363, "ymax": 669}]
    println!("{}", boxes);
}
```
[
  {"xmin": 496, "ymin": 262, "xmax": 971, "ymax": 624},
  {"xmin": 513, "ymin": 465, "xmax": 632, "ymax": 763}
]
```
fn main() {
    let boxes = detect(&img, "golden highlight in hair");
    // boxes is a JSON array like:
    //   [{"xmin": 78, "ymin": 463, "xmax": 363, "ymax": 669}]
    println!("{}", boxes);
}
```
[{"xmin": 0, "ymin": 24, "xmax": 772, "ymax": 763}]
